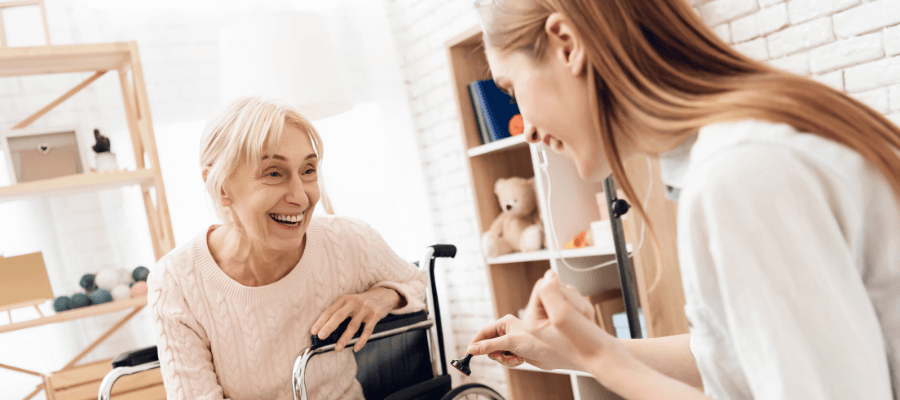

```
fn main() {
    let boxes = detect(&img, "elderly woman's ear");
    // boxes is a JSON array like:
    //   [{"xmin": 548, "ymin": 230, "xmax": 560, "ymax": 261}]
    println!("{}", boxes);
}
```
[{"xmin": 202, "ymin": 168, "xmax": 232, "ymax": 208}]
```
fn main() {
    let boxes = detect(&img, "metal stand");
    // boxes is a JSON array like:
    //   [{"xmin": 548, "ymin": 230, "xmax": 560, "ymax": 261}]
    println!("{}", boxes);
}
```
[{"xmin": 603, "ymin": 177, "xmax": 643, "ymax": 339}]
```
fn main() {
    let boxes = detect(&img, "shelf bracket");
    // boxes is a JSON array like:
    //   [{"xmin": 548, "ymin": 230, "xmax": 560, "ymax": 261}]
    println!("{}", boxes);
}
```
[{"xmin": 13, "ymin": 70, "xmax": 107, "ymax": 130}]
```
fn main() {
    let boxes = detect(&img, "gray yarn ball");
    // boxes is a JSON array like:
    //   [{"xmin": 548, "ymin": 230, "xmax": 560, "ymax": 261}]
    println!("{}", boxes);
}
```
[
  {"xmin": 53, "ymin": 296, "xmax": 70, "ymax": 312},
  {"xmin": 132, "ymin": 266, "xmax": 150, "ymax": 282},
  {"xmin": 70, "ymin": 293, "xmax": 92, "ymax": 308},
  {"xmin": 89, "ymin": 289, "xmax": 113, "ymax": 305}
]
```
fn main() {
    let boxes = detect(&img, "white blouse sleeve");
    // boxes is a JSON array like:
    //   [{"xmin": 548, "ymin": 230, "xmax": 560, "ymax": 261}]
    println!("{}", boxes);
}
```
[{"xmin": 678, "ymin": 145, "xmax": 893, "ymax": 399}]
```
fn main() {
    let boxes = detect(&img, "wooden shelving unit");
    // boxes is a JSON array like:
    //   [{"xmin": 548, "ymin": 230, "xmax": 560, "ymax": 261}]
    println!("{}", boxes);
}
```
[
  {"xmin": 0, "ymin": 37, "xmax": 174, "ymax": 400},
  {"xmin": 0, "ymin": 169, "xmax": 155, "ymax": 203},
  {"xmin": 447, "ymin": 26, "xmax": 690, "ymax": 400},
  {"xmin": 0, "ymin": 41, "xmax": 175, "ymax": 259}
]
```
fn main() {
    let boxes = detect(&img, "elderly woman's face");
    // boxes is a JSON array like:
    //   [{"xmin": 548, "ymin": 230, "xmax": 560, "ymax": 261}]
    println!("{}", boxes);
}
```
[{"xmin": 224, "ymin": 123, "xmax": 320, "ymax": 251}]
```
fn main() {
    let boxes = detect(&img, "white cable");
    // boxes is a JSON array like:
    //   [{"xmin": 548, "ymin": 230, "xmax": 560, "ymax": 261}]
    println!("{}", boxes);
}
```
[{"xmin": 541, "ymin": 147, "xmax": 653, "ymax": 272}]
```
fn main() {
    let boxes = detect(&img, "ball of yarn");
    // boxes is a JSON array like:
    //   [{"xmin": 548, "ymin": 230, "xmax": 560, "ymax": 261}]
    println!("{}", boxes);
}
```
[
  {"xmin": 132, "ymin": 266, "xmax": 150, "ymax": 282},
  {"xmin": 70, "ymin": 293, "xmax": 92, "ymax": 309},
  {"xmin": 117, "ymin": 268, "xmax": 133, "ymax": 286},
  {"xmin": 79, "ymin": 274, "xmax": 97, "ymax": 292},
  {"xmin": 130, "ymin": 281, "xmax": 148, "ymax": 298},
  {"xmin": 53, "ymin": 296, "xmax": 70, "ymax": 312},
  {"xmin": 111, "ymin": 285, "xmax": 131, "ymax": 301},
  {"xmin": 89, "ymin": 288, "xmax": 113, "ymax": 305},
  {"xmin": 95, "ymin": 269, "xmax": 119, "ymax": 291}
]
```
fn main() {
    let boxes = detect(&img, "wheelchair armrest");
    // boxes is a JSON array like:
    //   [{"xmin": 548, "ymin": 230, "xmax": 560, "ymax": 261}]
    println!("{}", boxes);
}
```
[
  {"xmin": 310, "ymin": 310, "xmax": 428, "ymax": 349},
  {"xmin": 111, "ymin": 345, "xmax": 159, "ymax": 368}
]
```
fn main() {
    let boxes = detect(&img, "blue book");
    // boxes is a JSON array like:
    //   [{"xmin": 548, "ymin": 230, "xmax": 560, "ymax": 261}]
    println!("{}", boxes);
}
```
[
  {"xmin": 468, "ymin": 83, "xmax": 492, "ymax": 144},
  {"xmin": 470, "ymin": 79, "xmax": 520, "ymax": 142}
]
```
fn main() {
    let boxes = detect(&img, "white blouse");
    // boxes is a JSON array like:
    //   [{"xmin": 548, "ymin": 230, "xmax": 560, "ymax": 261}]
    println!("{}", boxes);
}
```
[{"xmin": 659, "ymin": 119, "xmax": 900, "ymax": 399}]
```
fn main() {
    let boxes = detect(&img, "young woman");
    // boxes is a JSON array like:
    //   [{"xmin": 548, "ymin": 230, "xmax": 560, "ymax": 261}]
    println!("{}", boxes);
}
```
[
  {"xmin": 465, "ymin": 0, "xmax": 900, "ymax": 399},
  {"xmin": 148, "ymin": 97, "xmax": 427, "ymax": 400}
]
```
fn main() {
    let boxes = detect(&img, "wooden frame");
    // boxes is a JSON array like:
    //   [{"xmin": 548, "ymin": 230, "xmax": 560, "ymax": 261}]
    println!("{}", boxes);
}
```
[
  {"xmin": 0, "ymin": 0, "xmax": 51, "ymax": 48},
  {"xmin": 0, "ymin": 124, "xmax": 91, "ymax": 184},
  {"xmin": 0, "ymin": 39, "xmax": 174, "ymax": 400}
]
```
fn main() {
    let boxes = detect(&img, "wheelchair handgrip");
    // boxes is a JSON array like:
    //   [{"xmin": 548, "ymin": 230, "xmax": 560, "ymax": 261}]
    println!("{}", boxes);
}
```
[
  {"xmin": 111, "ymin": 345, "xmax": 159, "ymax": 368},
  {"xmin": 430, "ymin": 245, "xmax": 456, "ymax": 258},
  {"xmin": 310, "ymin": 310, "xmax": 428, "ymax": 349}
]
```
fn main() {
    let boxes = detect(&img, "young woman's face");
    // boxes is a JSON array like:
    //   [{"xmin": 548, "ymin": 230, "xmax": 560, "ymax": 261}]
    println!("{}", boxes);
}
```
[
  {"xmin": 485, "ymin": 17, "xmax": 613, "ymax": 182},
  {"xmin": 223, "ymin": 123, "xmax": 320, "ymax": 252}
]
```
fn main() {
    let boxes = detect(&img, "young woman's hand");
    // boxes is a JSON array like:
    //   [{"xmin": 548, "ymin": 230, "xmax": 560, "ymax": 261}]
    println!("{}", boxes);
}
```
[
  {"xmin": 311, "ymin": 287, "xmax": 401, "ymax": 352},
  {"xmin": 466, "ymin": 314, "xmax": 579, "ymax": 371},
  {"xmin": 524, "ymin": 270, "xmax": 633, "ymax": 380}
]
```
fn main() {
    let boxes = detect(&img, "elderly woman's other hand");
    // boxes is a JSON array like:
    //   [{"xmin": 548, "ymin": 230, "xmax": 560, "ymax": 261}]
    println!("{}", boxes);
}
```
[{"xmin": 311, "ymin": 287, "xmax": 401, "ymax": 352}]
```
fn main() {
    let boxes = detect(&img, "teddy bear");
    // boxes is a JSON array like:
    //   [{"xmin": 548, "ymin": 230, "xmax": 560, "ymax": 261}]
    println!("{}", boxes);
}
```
[{"xmin": 482, "ymin": 176, "xmax": 545, "ymax": 258}]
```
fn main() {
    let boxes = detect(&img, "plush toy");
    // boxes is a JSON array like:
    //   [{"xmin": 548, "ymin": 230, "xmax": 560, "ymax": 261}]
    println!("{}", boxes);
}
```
[{"xmin": 481, "ymin": 177, "xmax": 544, "ymax": 258}]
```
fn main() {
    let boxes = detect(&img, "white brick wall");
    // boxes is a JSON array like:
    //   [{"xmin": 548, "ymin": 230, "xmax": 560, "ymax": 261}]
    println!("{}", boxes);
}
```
[
  {"xmin": 704, "ymin": 0, "xmax": 900, "ymax": 121},
  {"xmin": 382, "ymin": 0, "xmax": 510, "ymax": 394},
  {"xmin": 386, "ymin": 0, "xmax": 900, "ymax": 396}
]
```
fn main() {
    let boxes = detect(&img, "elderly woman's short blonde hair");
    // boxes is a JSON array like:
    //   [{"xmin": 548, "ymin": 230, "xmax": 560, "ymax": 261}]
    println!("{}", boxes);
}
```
[{"xmin": 200, "ymin": 97, "xmax": 332, "ymax": 222}]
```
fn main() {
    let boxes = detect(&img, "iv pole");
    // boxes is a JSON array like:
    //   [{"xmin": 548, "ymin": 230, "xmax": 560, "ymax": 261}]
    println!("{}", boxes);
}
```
[{"xmin": 603, "ymin": 176, "xmax": 643, "ymax": 339}]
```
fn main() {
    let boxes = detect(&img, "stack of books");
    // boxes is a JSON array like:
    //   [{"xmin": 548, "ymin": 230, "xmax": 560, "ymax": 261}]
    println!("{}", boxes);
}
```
[{"xmin": 467, "ymin": 79, "xmax": 524, "ymax": 145}]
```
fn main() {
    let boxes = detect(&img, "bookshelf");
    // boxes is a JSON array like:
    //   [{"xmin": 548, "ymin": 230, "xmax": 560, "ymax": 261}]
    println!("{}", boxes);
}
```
[{"xmin": 446, "ymin": 26, "xmax": 690, "ymax": 400}]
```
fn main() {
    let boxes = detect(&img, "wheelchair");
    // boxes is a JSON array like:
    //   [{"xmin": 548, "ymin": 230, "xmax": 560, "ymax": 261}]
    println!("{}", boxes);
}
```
[{"xmin": 99, "ymin": 244, "xmax": 505, "ymax": 400}]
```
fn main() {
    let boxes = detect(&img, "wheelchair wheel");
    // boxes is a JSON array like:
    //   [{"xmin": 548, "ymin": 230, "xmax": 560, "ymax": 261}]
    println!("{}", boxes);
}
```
[{"xmin": 440, "ymin": 383, "xmax": 505, "ymax": 400}]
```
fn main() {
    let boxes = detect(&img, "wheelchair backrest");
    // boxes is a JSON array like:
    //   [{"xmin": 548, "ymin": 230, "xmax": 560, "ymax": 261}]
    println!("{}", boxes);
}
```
[{"xmin": 354, "ymin": 327, "xmax": 434, "ymax": 400}]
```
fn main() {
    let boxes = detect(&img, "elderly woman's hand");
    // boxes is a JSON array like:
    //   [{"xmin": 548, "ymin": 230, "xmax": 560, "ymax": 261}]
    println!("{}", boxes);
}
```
[{"xmin": 311, "ymin": 287, "xmax": 401, "ymax": 352}]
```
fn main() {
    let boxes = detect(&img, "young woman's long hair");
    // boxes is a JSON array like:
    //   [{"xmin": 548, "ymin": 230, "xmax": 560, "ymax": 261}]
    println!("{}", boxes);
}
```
[{"xmin": 479, "ymin": 0, "xmax": 900, "ymax": 289}]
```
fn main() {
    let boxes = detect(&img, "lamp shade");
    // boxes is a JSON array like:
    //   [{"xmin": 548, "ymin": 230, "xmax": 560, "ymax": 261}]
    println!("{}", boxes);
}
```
[{"xmin": 220, "ymin": 13, "xmax": 353, "ymax": 120}]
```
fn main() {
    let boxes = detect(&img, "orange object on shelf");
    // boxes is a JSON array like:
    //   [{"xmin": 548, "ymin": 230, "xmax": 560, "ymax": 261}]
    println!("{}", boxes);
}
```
[
  {"xmin": 509, "ymin": 114, "xmax": 524, "ymax": 136},
  {"xmin": 565, "ymin": 230, "xmax": 595, "ymax": 249}
]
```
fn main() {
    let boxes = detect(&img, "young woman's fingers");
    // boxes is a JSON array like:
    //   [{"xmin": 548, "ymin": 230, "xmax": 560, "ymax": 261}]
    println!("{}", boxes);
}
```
[
  {"xmin": 561, "ymin": 283, "xmax": 594, "ymax": 320},
  {"xmin": 523, "ymin": 276, "xmax": 548, "ymax": 324},
  {"xmin": 311, "ymin": 297, "xmax": 346, "ymax": 336},
  {"xmin": 316, "ymin": 304, "xmax": 356, "ymax": 339},
  {"xmin": 468, "ymin": 314, "xmax": 519, "ymax": 349},
  {"xmin": 536, "ymin": 276, "xmax": 578, "ymax": 327},
  {"xmin": 335, "ymin": 310, "xmax": 368, "ymax": 352},
  {"xmin": 467, "ymin": 333, "xmax": 518, "ymax": 356}
]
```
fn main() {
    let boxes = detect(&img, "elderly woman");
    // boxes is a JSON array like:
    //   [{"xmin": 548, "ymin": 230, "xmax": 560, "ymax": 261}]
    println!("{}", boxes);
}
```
[{"xmin": 147, "ymin": 97, "xmax": 427, "ymax": 400}]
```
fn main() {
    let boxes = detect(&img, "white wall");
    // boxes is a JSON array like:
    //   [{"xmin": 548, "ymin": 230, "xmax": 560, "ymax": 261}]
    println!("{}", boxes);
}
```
[
  {"xmin": 382, "ymin": 0, "xmax": 900, "ymax": 395},
  {"xmin": 0, "ymin": 1, "xmax": 433, "ymax": 398}
]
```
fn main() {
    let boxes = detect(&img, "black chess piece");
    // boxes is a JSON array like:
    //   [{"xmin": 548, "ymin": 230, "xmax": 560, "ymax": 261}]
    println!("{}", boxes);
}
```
[{"xmin": 450, "ymin": 353, "xmax": 473, "ymax": 376}]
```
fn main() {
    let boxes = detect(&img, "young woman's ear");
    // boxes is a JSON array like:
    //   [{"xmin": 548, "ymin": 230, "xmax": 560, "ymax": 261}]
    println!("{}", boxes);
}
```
[{"xmin": 545, "ymin": 13, "xmax": 586, "ymax": 76}]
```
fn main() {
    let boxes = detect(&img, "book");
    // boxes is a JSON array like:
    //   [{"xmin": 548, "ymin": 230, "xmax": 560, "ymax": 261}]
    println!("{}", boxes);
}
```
[
  {"xmin": 469, "ymin": 79, "xmax": 521, "ymax": 142},
  {"xmin": 468, "ymin": 83, "xmax": 492, "ymax": 145}
]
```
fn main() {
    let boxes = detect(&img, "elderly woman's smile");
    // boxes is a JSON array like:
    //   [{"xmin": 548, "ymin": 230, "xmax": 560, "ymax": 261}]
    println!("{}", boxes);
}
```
[{"xmin": 269, "ymin": 213, "xmax": 304, "ymax": 227}]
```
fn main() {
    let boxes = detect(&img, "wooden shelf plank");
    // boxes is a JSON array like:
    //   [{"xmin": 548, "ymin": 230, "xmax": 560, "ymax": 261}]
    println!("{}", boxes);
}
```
[
  {"xmin": 514, "ymin": 362, "xmax": 593, "ymax": 378},
  {"xmin": 0, "ymin": 296, "xmax": 147, "ymax": 334},
  {"xmin": 486, "ymin": 245, "xmax": 630, "ymax": 265},
  {"xmin": 0, "ymin": 42, "xmax": 131, "ymax": 77},
  {"xmin": 467, "ymin": 134, "xmax": 528, "ymax": 157},
  {"xmin": 0, "ymin": 169, "xmax": 155, "ymax": 203}
]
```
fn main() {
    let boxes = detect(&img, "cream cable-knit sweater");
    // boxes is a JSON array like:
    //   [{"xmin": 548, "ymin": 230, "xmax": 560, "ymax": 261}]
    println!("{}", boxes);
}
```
[{"xmin": 147, "ymin": 216, "xmax": 427, "ymax": 400}]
